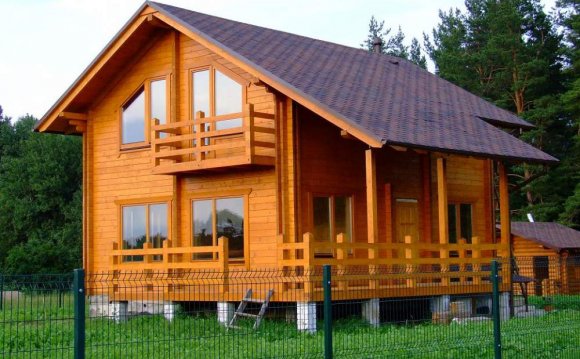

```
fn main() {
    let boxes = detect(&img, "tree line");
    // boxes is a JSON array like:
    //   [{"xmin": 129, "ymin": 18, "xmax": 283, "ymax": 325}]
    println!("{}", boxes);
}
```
[
  {"xmin": 0, "ymin": 107, "xmax": 82, "ymax": 274},
  {"xmin": 365, "ymin": 0, "xmax": 578, "ymax": 228},
  {"xmin": 0, "ymin": 0, "xmax": 577, "ymax": 274}
]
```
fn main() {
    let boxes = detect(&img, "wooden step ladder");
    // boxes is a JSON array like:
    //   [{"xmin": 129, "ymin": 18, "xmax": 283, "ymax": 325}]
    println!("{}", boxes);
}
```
[{"xmin": 228, "ymin": 289, "xmax": 274, "ymax": 330}]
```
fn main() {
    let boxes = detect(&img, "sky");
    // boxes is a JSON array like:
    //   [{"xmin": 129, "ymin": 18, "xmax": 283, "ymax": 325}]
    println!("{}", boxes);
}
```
[{"xmin": 0, "ymin": 0, "xmax": 557, "ymax": 120}]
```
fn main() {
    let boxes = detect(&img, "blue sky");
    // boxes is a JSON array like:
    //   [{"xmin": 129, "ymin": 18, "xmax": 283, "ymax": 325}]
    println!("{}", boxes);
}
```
[{"xmin": 0, "ymin": 0, "xmax": 557, "ymax": 120}]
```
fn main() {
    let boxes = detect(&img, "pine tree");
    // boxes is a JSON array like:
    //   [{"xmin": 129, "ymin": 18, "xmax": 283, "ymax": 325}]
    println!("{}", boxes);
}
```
[
  {"xmin": 410, "ymin": 37, "xmax": 427, "ymax": 69},
  {"xmin": 426, "ymin": 0, "xmax": 578, "ymax": 227}
]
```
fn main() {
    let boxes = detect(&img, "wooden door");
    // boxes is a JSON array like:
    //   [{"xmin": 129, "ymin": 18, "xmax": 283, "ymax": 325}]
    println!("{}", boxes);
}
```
[
  {"xmin": 395, "ymin": 199, "xmax": 420, "ymax": 244},
  {"xmin": 533, "ymin": 256, "xmax": 549, "ymax": 296}
]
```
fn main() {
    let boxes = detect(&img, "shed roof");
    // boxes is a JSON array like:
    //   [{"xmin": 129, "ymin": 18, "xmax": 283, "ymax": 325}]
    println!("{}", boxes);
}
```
[{"xmin": 510, "ymin": 222, "xmax": 580, "ymax": 251}]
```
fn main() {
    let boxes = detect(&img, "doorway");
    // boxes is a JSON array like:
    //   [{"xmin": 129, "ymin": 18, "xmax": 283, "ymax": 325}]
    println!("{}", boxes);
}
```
[{"xmin": 395, "ymin": 199, "xmax": 420, "ymax": 244}]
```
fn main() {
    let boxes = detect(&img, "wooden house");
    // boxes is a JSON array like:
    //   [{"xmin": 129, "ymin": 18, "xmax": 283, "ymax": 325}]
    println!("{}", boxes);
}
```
[
  {"xmin": 511, "ymin": 222, "xmax": 580, "ymax": 296},
  {"xmin": 36, "ymin": 2, "xmax": 557, "ymax": 309}
]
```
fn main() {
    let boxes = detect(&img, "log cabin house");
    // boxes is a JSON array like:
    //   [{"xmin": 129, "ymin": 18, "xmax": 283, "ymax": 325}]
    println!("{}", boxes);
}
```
[
  {"xmin": 510, "ymin": 222, "xmax": 580, "ymax": 296},
  {"xmin": 36, "ymin": 2, "xmax": 558, "ymax": 324}
]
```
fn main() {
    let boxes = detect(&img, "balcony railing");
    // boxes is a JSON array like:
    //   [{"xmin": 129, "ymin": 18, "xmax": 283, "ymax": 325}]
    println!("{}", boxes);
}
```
[{"xmin": 151, "ymin": 104, "xmax": 276, "ymax": 175}]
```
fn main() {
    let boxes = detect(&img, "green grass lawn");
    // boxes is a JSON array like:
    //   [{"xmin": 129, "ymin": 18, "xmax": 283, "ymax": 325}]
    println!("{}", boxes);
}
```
[{"xmin": 1, "ymin": 293, "xmax": 579, "ymax": 358}]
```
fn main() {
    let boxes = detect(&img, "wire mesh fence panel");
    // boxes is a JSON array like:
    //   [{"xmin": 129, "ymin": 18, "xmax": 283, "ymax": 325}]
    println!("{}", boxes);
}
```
[
  {"xmin": 504, "ymin": 256, "xmax": 580, "ymax": 358},
  {"xmin": 329, "ymin": 265, "xmax": 497, "ymax": 358},
  {"xmin": 1, "ymin": 256, "xmax": 579, "ymax": 358},
  {"xmin": 84, "ymin": 269, "xmax": 324, "ymax": 359},
  {"xmin": 0, "ymin": 273, "xmax": 74, "ymax": 358}
]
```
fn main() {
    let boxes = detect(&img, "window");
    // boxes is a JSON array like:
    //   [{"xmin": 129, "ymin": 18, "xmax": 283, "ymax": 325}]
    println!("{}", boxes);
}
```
[
  {"xmin": 312, "ymin": 195, "xmax": 352, "ymax": 256},
  {"xmin": 122, "ymin": 202, "xmax": 169, "ymax": 262},
  {"xmin": 192, "ymin": 196, "xmax": 245, "ymax": 261},
  {"xmin": 121, "ymin": 77, "xmax": 168, "ymax": 147},
  {"xmin": 191, "ymin": 66, "xmax": 243, "ymax": 130},
  {"xmin": 447, "ymin": 203, "xmax": 473, "ymax": 243}
]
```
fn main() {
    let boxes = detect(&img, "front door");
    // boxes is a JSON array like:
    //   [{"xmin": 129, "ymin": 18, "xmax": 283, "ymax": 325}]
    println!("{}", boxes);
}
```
[{"xmin": 395, "ymin": 199, "xmax": 420, "ymax": 244}]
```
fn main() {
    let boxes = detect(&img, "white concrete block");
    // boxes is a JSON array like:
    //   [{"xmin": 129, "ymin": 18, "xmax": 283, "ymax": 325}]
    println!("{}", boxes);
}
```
[
  {"xmin": 362, "ymin": 298, "xmax": 380, "ymax": 327},
  {"xmin": 297, "ymin": 302, "xmax": 316, "ymax": 333},
  {"xmin": 109, "ymin": 301, "xmax": 128, "ymax": 323},
  {"xmin": 499, "ymin": 292, "xmax": 510, "ymax": 321},
  {"xmin": 217, "ymin": 302, "xmax": 235, "ymax": 326},
  {"xmin": 430, "ymin": 295, "xmax": 451, "ymax": 313},
  {"xmin": 164, "ymin": 302, "xmax": 179, "ymax": 322}
]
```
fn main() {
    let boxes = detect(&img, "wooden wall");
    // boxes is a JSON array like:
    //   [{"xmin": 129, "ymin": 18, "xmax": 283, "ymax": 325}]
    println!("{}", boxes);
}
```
[{"xmin": 86, "ymin": 30, "xmax": 284, "ymax": 272}]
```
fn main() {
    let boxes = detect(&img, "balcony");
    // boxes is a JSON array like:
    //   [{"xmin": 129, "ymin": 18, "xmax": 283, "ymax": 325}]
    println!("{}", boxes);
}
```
[{"xmin": 151, "ymin": 104, "xmax": 276, "ymax": 175}]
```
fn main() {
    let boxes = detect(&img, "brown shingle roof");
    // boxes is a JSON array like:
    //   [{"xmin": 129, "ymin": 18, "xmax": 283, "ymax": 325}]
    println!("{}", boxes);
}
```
[
  {"xmin": 510, "ymin": 222, "xmax": 580, "ymax": 250},
  {"xmin": 150, "ymin": 1, "xmax": 557, "ymax": 164}
]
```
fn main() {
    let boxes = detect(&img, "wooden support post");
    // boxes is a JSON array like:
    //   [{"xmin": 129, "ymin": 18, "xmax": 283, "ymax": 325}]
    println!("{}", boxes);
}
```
[
  {"xmin": 303, "ymin": 232, "xmax": 314, "ymax": 301},
  {"xmin": 458, "ymin": 239, "xmax": 466, "ymax": 284},
  {"xmin": 405, "ymin": 235, "xmax": 417, "ymax": 288},
  {"xmin": 196, "ymin": 111, "xmax": 205, "ymax": 162},
  {"xmin": 498, "ymin": 162, "xmax": 510, "ymax": 259},
  {"xmin": 437, "ymin": 158, "xmax": 450, "ymax": 286},
  {"xmin": 336, "ymin": 233, "xmax": 347, "ymax": 291},
  {"xmin": 366, "ymin": 149, "xmax": 379, "ymax": 290},
  {"xmin": 472, "ymin": 237, "xmax": 481, "ymax": 285},
  {"xmin": 218, "ymin": 236, "xmax": 229, "ymax": 295},
  {"xmin": 245, "ymin": 103, "xmax": 255, "ymax": 162},
  {"xmin": 143, "ymin": 242, "xmax": 152, "ymax": 265}
]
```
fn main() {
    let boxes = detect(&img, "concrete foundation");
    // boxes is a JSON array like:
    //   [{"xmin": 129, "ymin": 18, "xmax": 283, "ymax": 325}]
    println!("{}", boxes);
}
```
[
  {"xmin": 362, "ymin": 298, "xmax": 380, "ymax": 327},
  {"xmin": 297, "ymin": 302, "xmax": 316, "ymax": 333},
  {"xmin": 217, "ymin": 301, "xmax": 235, "ymax": 326},
  {"xmin": 109, "ymin": 301, "xmax": 128, "ymax": 323}
]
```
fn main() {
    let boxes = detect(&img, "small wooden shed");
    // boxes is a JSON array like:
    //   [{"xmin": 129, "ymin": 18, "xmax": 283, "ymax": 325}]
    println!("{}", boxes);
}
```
[{"xmin": 511, "ymin": 222, "xmax": 580, "ymax": 295}]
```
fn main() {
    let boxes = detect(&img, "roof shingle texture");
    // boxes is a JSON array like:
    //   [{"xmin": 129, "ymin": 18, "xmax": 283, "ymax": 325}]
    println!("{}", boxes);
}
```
[
  {"xmin": 511, "ymin": 222, "xmax": 580, "ymax": 250},
  {"xmin": 151, "ymin": 2, "xmax": 557, "ymax": 163}
]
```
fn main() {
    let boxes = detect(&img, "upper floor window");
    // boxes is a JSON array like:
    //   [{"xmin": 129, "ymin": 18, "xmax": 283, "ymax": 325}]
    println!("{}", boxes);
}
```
[
  {"xmin": 191, "ymin": 67, "xmax": 243, "ymax": 130},
  {"xmin": 448, "ymin": 203, "xmax": 472, "ymax": 243},
  {"xmin": 121, "ymin": 77, "xmax": 168, "ymax": 147},
  {"xmin": 122, "ymin": 202, "xmax": 169, "ymax": 262}
]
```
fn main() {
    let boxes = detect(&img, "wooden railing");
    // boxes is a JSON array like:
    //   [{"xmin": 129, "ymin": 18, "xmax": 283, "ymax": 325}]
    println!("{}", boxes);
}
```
[
  {"xmin": 151, "ymin": 104, "xmax": 276, "ymax": 174},
  {"xmin": 111, "ymin": 237, "xmax": 230, "ymax": 272},
  {"xmin": 277, "ymin": 233, "xmax": 511, "ymax": 297}
]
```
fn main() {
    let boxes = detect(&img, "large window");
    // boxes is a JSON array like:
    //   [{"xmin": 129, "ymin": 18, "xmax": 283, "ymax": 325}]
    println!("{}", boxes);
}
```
[
  {"xmin": 192, "ymin": 196, "xmax": 245, "ymax": 261},
  {"xmin": 191, "ymin": 67, "xmax": 243, "ymax": 130},
  {"xmin": 122, "ymin": 202, "xmax": 169, "ymax": 262},
  {"xmin": 448, "ymin": 203, "xmax": 473, "ymax": 243},
  {"xmin": 121, "ymin": 77, "xmax": 168, "ymax": 147},
  {"xmin": 312, "ymin": 195, "xmax": 352, "ymax": 256}
]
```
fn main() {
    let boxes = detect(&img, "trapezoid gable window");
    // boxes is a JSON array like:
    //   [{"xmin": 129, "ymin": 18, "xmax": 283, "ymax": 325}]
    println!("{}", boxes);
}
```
[
  {"xmin": 191, "ymin": 66, "xmax": 243, "ymax": 130},
  {"xmin": 121, "ymin": 77, "xmax": 168, "ymax": 148}
]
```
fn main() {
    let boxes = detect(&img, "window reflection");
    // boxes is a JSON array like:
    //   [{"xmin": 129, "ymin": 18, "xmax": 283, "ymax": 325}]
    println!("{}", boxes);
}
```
[
  {"xmin": 122, "ymin": 88, "xmax": 145, "ymax": 144},
  {"xmin": 123, "ymin": 205, "xmax": 146, "ymax": 261},
  {"xmin": 217, "ymin": 197, "xmax": 244, "ymax": 259},
  {"xmin": 215, "ymin": 70, "xmax": 242, "ymax": 130},
  {"xmin": 193, "ymin": 200, "xmax": 213, "ymax": 259}
]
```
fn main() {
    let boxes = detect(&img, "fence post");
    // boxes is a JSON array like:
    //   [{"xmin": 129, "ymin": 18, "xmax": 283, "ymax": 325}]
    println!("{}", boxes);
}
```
[
  {"xmin": 323, "ymin": 265, "xmax": 333, "ymax": 359},
  {"xmin": 0, "ymin": 273, "xmax": 3, "ymax": 310},
  {"xmin": 491, "ymin": 260, "xmax": 502, "ymax": 359},
  {"xmin": 73, "ymin": 269, "xmax": 86, "ymax": 359}
]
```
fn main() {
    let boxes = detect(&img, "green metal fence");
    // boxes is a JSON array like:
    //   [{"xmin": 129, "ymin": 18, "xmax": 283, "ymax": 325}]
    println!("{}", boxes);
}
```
[{"xmin": 1, "ymin": 257, "xmax": 579, "ymax": 358}]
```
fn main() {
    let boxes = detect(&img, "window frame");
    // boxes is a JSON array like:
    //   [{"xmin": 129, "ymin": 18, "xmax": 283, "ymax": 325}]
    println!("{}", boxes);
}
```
[
  {"xmin": 116, "ymin": 196, "xmax": 172, "ymax": 262},
  {"xmin": 447, "ymin": 202, "xmax": 474, "ymax": 244},
  {"xmin": 188, "ymin": 189, "xmax": 251, "ymax": 268},
  {"xmin": 119, "ymin": 74, "xmax": 171, "ymax": 151},
  {"xmin": 188, "ymin": 62, "xmax": 248, "ymax": 123}
]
